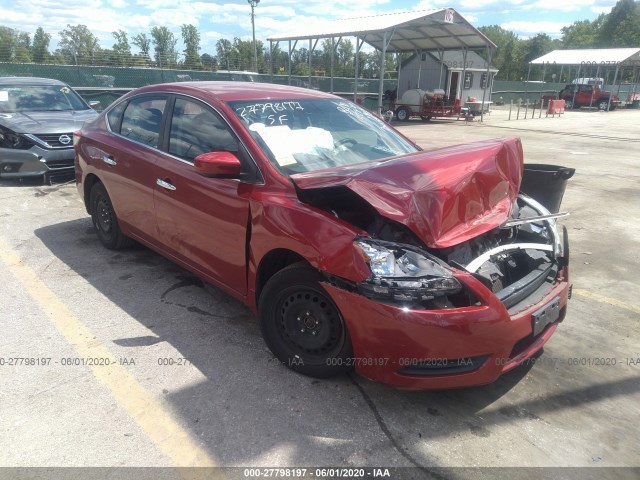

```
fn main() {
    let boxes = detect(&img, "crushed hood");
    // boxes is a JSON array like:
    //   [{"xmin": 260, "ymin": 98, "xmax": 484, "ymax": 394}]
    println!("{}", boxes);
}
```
[
  {"xmin": 291, "ymin": 137, "xmax": 524, "ymax": 249},
  {"xmin": 0, "ymin": 110, "xmax": 97, "ymax": 134}
]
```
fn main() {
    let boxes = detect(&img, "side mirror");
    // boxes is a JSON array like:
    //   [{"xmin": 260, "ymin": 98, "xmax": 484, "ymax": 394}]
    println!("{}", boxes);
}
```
[
  {"xmin": 88, "ymin": 100, "xmax": 101, "ymax": 110},
  {"xmin": 194, "ymin": 151, "xmax": 242, "ymax": 178}
]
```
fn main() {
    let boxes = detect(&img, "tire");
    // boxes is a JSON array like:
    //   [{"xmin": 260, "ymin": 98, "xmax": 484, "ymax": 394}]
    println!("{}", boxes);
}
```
[
  {"xmin": 563, "ymin": 99, "xmax": 574, "ymax": 110},
  {"xmin": 89, "ymin": 182, "xmax": 134, "ymax": 250},
  {"xmin": 258, "ymin": 265, "xmax": 354, "ymax": 378},
  {"xmin": 420, "ymin": 115, "xmax": 431, "ymax": 122},
  {"xmin": 395, "ymin": 107, "xmax": 410, "ymax": 122},
  {"xmin": 597, "ymin": 99, "xmax": 610, "ymax": 111}
]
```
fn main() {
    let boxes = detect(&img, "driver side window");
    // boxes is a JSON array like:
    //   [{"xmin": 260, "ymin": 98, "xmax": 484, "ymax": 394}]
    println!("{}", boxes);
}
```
[{"xmin": 168, "ymin": 98, "xmax": 236, "ymax": 163}]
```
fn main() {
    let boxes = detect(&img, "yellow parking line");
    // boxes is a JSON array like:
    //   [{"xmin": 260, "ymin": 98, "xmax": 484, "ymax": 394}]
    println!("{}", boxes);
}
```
[
  {"xmin": 0, "ymin": 238, "xmax": 217, "ymax": 469},
  {"xmin": 573, "ymin": 288, "xmax": 640, "ymax": 315}
]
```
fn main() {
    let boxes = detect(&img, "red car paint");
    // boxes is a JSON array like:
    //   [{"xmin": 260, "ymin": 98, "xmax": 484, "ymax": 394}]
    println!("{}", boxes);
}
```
[
  {"xmin": 292, "ymin": 138, "xmax": 524, "ymax": 248},
  {"xmin": 76, "ymin": 82, "xmax": 569, "ymax": 389}
]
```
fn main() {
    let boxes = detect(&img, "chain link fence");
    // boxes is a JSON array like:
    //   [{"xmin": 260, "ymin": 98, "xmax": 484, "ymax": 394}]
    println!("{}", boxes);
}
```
[
  {"xmin": 0, "ymin": 62, "xmax": 397, "ymax": 110},
  {"xmin": 3, "ymin": 61, "xmax": 638, "ymax": 111}
]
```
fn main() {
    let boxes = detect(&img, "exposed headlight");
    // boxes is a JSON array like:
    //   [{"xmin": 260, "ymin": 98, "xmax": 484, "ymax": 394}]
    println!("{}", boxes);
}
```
[
  {"xmin": 0, "ymin": 125, "xmax": 34, "ymax": 150},
  {"xmin": 354, "ymin": 239, "xmax": 462, "ymax": 303}
]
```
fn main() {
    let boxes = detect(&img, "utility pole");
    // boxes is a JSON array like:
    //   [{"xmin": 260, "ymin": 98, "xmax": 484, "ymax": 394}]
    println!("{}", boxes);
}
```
[{"xmin": 248, "ymin": 0, "xmax": 260, "ymax": 72}]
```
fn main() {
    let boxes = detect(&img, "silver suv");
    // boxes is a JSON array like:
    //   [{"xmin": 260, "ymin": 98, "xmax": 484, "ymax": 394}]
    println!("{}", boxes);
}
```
[{"xmin": 0, "ymin": 77, "xmax": 98, "ymax": 181}]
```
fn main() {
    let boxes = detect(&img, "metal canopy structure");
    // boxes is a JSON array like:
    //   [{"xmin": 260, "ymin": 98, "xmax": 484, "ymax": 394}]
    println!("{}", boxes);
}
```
[
  {"xmin": 528, "ymin": 48, "xmax": 640, "ymax": 110},
  {"xmin": 268, "ymin": 9, "xmax": 496, "ymax": 52},
  {"xmin": 267, "ymin": 8, "xmax": 496, "ymax": 119}
]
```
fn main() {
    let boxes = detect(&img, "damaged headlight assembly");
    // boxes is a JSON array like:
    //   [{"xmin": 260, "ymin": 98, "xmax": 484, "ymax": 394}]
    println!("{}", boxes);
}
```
[{"xmin": 354, "ymin": 239, "xmax": 462, "ymax": 303}]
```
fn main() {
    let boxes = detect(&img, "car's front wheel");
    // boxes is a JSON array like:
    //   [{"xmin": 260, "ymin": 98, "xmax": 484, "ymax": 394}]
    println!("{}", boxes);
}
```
[
  {"xmin": 258, "ymin": 264, "xmax": 354, "ymax": 378},
  {"xmin": 89, "ymin": 182, "xmax": 133, "ymax": 250},
  {"xmin": 564, "ymin": 98, "xmax": 574, "ymax": 110}
]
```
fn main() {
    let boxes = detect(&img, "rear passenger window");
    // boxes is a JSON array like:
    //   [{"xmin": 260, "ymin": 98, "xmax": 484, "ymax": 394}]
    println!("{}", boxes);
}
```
[
  {"xmin": 120, "ymin": 96, "xmax": 167, "ymax": 148},
  {"xmin": 168, "ymin": 98, "xmax": 237, "ymax": 163}
]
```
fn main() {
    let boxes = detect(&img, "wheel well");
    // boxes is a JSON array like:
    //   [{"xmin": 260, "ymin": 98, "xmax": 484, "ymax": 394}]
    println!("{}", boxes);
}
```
[
  {"xmin": 83, "ymin": 174, "xmax": 101, "ymax": 214},
  {"xmin": 256, "ymin": 249, "xmax": 308, "ymax": 301}
]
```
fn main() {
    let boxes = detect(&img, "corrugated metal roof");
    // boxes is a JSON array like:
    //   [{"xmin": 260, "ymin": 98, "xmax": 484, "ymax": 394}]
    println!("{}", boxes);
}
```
[
  {"xmin": 268, "ymin": 9, "xmax": 496, "ymax": 52},
  {"xmin": 530, "ymin": 48, "xmax": 640, "ymax": 66}
]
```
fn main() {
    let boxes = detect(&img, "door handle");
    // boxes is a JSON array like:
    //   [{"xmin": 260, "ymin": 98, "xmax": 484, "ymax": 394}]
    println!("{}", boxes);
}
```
[
  {"xmin": 156, "ymin": 178, "xmax": 176, "ymax": 191},
  {"xmin": 102, "ymin": 155, "xmax": 117, "ymax": 166}
]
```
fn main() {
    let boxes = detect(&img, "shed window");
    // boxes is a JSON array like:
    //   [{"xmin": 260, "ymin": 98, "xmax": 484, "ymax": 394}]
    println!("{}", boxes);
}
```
[{"xmin": 463, "ymin": 72, "xmax": 473, "ymax": 89}]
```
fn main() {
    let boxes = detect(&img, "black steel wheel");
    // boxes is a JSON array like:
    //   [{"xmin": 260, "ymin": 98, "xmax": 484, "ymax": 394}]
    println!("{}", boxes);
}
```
[
  {"xmin": 89, "ymin": 182, "xmax": 133, "ymax": 250},
  {"xmin": 258, "ymin": 265, "xmax": 353, "ymax": 378}
]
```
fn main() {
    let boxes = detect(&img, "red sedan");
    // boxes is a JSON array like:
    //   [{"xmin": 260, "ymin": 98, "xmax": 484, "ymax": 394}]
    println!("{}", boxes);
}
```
[{"xmin": 75, "ymin": 82, "xmax": 570, "ymax": 389}]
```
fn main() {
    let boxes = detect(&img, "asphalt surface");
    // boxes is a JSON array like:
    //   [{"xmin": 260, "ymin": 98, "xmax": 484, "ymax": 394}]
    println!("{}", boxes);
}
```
[{"xmin": 1, "ymin": 106, "xmax": 639, "ymax": 478}]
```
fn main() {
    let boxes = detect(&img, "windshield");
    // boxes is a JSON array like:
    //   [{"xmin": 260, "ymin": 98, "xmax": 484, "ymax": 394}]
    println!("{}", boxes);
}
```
[
  {"xmin": 227, "ymin": 98, "xmax": 418, "ymax": 175},
  {"xmin": 0, "ymin": 85, "xmax": 89, "ymax": 113}
]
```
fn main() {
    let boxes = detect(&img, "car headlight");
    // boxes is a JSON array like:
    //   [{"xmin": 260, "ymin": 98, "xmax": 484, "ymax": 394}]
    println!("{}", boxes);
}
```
[
  {"xmin": 354, "ymin": 239, "xmax": 462, "ymax": 303},
  {"xmin": 0, "ymin": 125, "xmax": 34, "ymax": 150}
]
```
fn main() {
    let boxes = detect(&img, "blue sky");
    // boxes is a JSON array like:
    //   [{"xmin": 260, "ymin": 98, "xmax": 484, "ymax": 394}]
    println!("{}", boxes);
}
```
[{"xmin": 0, "ymin": 0, "xmax": 619, "ymax": 55}]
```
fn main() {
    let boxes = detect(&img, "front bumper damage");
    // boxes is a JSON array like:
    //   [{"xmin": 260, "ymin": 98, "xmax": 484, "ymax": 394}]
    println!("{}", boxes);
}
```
[
  {"xmin": 0, "ymin": 145, "xmax": 75, "ymax": 180},
  {"xmin": 321, "ymin": 194, "xmax": 570, "ymax": 389}
]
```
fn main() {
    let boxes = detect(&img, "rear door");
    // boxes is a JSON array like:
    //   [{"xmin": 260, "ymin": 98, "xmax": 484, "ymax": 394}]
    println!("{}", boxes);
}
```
[
  {"xmin": 98, "ymin": 94, "xmax": 168, "ymax": 242},
  {"xmin": 153, "ymin": 96, "xmax": 252, "ymax": 295}
]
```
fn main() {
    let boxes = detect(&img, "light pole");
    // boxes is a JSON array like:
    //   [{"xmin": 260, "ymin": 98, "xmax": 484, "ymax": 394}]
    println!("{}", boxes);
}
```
[{"xmin": 248, "ymin": 0, "xmax": 260, "ymax": 72}]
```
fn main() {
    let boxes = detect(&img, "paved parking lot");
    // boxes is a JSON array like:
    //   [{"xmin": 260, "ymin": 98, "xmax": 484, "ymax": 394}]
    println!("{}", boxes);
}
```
[{"xmin": 1, "ymin": 106, "xmax": 639, "ymax": 477}]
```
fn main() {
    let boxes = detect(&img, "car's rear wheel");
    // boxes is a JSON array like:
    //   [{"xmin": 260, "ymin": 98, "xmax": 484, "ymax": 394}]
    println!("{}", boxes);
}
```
[
  {"xmin": 258, "ymin": 265, "xmax": 353, "ymax": 378},
  {"xmin": 89, "ymin": 182, "xmax": 133, "ymax": 250}
]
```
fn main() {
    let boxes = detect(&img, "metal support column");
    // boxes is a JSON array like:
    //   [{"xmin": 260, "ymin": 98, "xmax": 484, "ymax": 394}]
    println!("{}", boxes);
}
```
[
  {"xmin": 480, "ymin": 47, "xmax": 493, "ymax": 123},
  {"xmin": 354, "ymin": 36, "xmax": 362, "ymax": 103},
  {"xmin": 378, "ymin": 31, "xmax": 387, "ymax": 114}
]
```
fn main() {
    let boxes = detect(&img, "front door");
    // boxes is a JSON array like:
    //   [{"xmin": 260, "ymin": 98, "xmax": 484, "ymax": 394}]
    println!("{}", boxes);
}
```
[
  {"xmin": 153, "ymin": 97, "xmax": 250, "ymax": 295},
  {"xmin": 449, "ymin": 72, "xmax": 460, "ymax": 100}
]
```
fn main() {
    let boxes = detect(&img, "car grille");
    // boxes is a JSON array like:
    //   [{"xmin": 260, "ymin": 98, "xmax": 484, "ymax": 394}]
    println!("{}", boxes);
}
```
[
  {"xmin": 32, "ymin": 133, "xmax": 74, "ymax": 149},
  {"xmin": 45, "ymin": 159, "xmax": 74, "ymax": 169}
]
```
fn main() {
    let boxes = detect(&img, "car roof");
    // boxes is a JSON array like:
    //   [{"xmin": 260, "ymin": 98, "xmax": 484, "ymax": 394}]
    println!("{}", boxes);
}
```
[
  {"xmin": 131, "ymin": 81, "xmax": 338, "ymax": 102},
  {"xmin": 0, "ymin": 76, "xmax": 68, "ymax": 86}
]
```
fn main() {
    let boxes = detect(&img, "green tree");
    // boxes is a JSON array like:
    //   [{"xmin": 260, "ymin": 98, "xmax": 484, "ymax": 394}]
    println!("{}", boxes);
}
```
[
  {"xmin": 59, "ymin": 24, "xmax": 100, "ymax": 65},
  {"xmin": 200, "ymin": 53, "xmax": 217, "ymax": 70},
  {"xmin": 337, "ymin": 39, "xmax": 354, "ymax": 77},
  {"xmin": 132, "ymin": 33, "xmax": 152, "ymax": 64},
  {"xmin": 0, "ymin": 27, "xmax": 16, "ymax": 61},
  {"xmin": 599, "ymin": 0, "xmax": 640, "ymax": 47},
  {"xmin": 112, "ymin": 29, "xmax": 132, "ymax": 66},
  {"xmin": 561, "ymin": 19, "xmax": 601, "ymax": 48},
  {"xmin": 150, "ymin": 26, "xmax": 178, "ymax": 67},
  {"xmin": 32, "ymin": 27, "xmax": 51, "ymax": 63},
  {"xmin": 215, "ymin": 38, "xmax": 233, "ymax": 69},
  {"xmin": 181, "ymin": 24, "xmax": 202, "ymax": 70},
  {"xmin": 479, "ymin": 25, "xmax": 525, "ymax": 81}
]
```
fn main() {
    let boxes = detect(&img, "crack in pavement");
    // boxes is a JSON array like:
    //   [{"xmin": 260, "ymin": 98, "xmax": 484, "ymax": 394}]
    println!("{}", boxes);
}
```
[{"xmin": 349, "ymin": 373, "xmax": 449, "ymax": 479}]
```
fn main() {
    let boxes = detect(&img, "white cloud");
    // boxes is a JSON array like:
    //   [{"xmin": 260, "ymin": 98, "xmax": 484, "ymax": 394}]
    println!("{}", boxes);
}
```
[{"xmin": 500, "ymin": 20, "xmax": 571, "ymax": 38}]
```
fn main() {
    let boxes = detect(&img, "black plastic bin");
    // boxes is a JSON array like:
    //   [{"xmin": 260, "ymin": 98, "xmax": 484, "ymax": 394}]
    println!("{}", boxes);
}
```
[{"xmin": 519, "ymin": 164, "xmax": 575, "ymax": 213}]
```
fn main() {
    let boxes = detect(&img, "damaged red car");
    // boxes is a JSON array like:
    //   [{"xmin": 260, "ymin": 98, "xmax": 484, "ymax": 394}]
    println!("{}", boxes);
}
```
[{"xmin": 75, "ymin": 82, "xmax": 570, "ymax": 389}]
